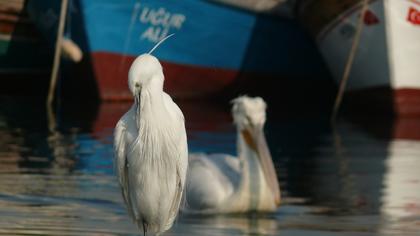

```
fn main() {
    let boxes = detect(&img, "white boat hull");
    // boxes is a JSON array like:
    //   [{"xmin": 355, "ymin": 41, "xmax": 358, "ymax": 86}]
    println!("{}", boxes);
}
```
[
  {"xmin": 300, "ymin": 0, "xmax": 420, "ymax": 115},
  {"xmin": 318, "ymin": 0, "xmax": 420, "ymax": 91}
]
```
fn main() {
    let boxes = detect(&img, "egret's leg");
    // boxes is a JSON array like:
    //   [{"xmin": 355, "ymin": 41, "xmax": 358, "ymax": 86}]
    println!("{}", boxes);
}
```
[{"xmin": 142, "ymin": 220, "xmax": 147, "ymax": 236}]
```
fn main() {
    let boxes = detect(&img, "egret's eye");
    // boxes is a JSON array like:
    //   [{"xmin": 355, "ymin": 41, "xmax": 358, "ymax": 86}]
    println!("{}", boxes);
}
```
[{"xmin": 135, "ymin": 83, "xmax": 140, "ymax": 88}]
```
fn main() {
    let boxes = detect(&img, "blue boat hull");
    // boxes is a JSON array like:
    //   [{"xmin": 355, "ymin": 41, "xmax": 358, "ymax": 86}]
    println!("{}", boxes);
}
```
[{"xmin": 28, "ymin": 0, "xmax": 329, "ymax": 100}]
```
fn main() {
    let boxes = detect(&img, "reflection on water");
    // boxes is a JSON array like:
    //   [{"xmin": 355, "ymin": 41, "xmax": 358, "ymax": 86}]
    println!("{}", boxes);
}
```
[{"xmin": 0, "ymin": 96, "xmax": 419, "ymax": 235}]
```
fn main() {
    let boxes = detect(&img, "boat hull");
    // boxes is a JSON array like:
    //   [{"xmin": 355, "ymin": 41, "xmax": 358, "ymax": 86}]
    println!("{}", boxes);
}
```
[
  {"xmin": 28, "ymin": 0, "xmax": 328, "ymax": 101},
  {"xmin": 0, "ymin": 0, "xmax": 51, "ymax": 76},
  {"xmin": 299, "ymin": 0, "xmax": 420, "ymax": 116}
]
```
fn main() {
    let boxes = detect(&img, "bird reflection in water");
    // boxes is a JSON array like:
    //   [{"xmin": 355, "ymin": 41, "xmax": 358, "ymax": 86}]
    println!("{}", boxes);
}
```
[
  {"xmin": 0, "ymin": 96, "xmax": 420, "ymax": 235},
  {"xmin": 180, "ymin": 214, "xmax": 278, "ymax": 236}
]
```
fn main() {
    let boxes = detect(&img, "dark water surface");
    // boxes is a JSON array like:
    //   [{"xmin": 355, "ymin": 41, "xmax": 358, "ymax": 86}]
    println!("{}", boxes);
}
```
[{"xmin": 0, "ymin": 96, "xmax": 419, "ymax": 235}]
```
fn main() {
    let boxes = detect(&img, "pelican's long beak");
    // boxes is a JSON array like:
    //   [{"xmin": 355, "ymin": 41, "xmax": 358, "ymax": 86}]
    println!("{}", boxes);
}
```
[{"xmin": 242, "ymin": 127, "xmax": 281, "ymax": 206}]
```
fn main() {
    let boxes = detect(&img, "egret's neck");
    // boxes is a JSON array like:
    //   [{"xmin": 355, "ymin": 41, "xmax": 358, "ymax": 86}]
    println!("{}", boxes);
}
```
[
  {"xmin": 131, "ymin": 76, "xmax": 166, "ymax": 131},
  {"xmin": 148, "ymin": 74, "xmax": 164, "ymax": 94},
  {"xmin": 137, "ymin": 79, "xmax": 173, "ymax": 131},
  {"xmin": 141, "ymin": 75, "xmax": 165, "ymax": 107}
]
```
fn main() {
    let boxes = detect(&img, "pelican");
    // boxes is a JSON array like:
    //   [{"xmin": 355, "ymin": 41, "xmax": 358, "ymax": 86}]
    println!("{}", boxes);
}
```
[
  {"xmin": 114, "ymin": 52, "xmax": 188, "ymax": 235},
  {"xmin": 185, "ymin": 96, "xmax": 280, "ymax": 214}
]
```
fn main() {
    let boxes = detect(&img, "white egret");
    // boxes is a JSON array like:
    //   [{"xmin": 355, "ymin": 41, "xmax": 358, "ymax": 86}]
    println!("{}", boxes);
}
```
[
  {"xmin": 114, "ymin": 52, "xmax": 188, "ymax": 235},
  {"xmin": 185, "ymin": 96, "xmax": 280, "ymax": 214}
]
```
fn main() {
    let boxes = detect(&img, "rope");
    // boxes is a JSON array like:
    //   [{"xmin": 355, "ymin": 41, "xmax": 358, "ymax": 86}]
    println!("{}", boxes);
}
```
[
  {"xmin": 331, "ymin": 0, "xmax": 370, "ymax": 123},
  {"xmin": 47, "ymin": 0, "xmax": 69, "ymax": 107}
]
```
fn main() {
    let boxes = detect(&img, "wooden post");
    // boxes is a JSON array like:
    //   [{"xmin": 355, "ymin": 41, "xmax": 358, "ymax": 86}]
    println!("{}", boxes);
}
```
[{"xmin": 47, "ymin": 0, "xmax": 69, "ymax": 107}]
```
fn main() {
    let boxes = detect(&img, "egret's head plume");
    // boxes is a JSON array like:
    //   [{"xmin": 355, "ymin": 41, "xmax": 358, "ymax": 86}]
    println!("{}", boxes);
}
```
[
  {"xmin": 148, "ymin": 33, "xmax": 174, "ymax": 55},
  {"xmin": 231, "ymin": 96, "xmax": 267, "ymax": 130}
]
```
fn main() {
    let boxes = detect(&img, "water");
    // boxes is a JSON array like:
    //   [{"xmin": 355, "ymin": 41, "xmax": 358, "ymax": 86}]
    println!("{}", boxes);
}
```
[{"xmin": 0, "ymin": 96, "xmax": 419, "ymax": 236}]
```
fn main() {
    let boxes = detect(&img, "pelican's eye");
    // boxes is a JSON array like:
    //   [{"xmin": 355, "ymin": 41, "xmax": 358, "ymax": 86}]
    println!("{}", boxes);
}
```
[{"xmin": 245, "ymin": 115, "xmax": 253, "ymax": 127}]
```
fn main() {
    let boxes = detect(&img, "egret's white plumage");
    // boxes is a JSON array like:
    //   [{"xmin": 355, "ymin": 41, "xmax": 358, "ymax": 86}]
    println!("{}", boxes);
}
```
[
  {"xmin": 114, "ymin": 54, "xmax": 188, "ymax": 235},
  {"xmin": 185, "ymin": 96, "xmax": 280, "ymax": 214}
]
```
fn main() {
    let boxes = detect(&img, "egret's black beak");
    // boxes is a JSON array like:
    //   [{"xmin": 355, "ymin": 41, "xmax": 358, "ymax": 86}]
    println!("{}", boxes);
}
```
[
  {"xmin": 135, "ymin": 87, "xmax": 141, "ymax": 129},
  {"xmin": 134, "ymin": 83, "xmax": 142, "ymax": 105},
  {"xmin": 135, "ymin": 91, "xmax": 141, "ymax": 106}
]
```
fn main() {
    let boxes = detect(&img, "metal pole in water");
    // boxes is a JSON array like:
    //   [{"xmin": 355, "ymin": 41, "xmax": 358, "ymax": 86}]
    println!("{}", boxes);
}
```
[
  {"xmin": 331, "ymin": 0, "xmax": 369, "ymax": 123},
  {"xmin": 47, "ymin": 0, "xmax": 69, "ymax": 107}
]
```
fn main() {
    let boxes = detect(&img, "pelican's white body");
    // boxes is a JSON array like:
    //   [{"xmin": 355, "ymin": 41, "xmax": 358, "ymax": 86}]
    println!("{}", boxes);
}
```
[
  {"xmin": 114, "ymin": 54, "xmax": 188, "ymax": 235},
  {"xmin": 186, "ymin": 96, "xmax": 280, "ymax": 214},
  {"xmin": 187, "ymin": 144, "xmax": 276, "ymax": 213}
]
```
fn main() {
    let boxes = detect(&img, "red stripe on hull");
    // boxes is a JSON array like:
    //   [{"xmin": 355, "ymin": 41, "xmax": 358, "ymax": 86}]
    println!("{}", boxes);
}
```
[
  {"xmin": 394, "ymin": 89, "xmax": 420, "ymax": 117},
  {"xmin": 91, "ymin": 52, "xmax": 239, "ymax": 101},
  {"xmin": 88, "ymin": 53, "xmax": 420, "ymax": 117},
  {"xmin": 91, "ymin": 101, "xmax": 233, "ymax": 138},
  {"xmin": 346, "ymin": 88, "xmax": 420, "ymax": 117},
  {"xmin": 393, "ymin": 117, "xmax": 420, "ymax": 140}
]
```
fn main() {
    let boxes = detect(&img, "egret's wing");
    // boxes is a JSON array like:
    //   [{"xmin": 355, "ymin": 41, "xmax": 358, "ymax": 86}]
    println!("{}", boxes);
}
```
[
  {"xmin": 163, "ymin": 93, "xmax": 188, "ymax": 224},
  {"xmin": 114, "ymin": 118, "xmax": 134, "ymax": 219},
  {"xmin": 163, "ymin": 92, "xmax": 188, "ymax": 187},
  {"xmin": 166, "ymin": 167, "xmax": 182, "ymax": 225}
]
